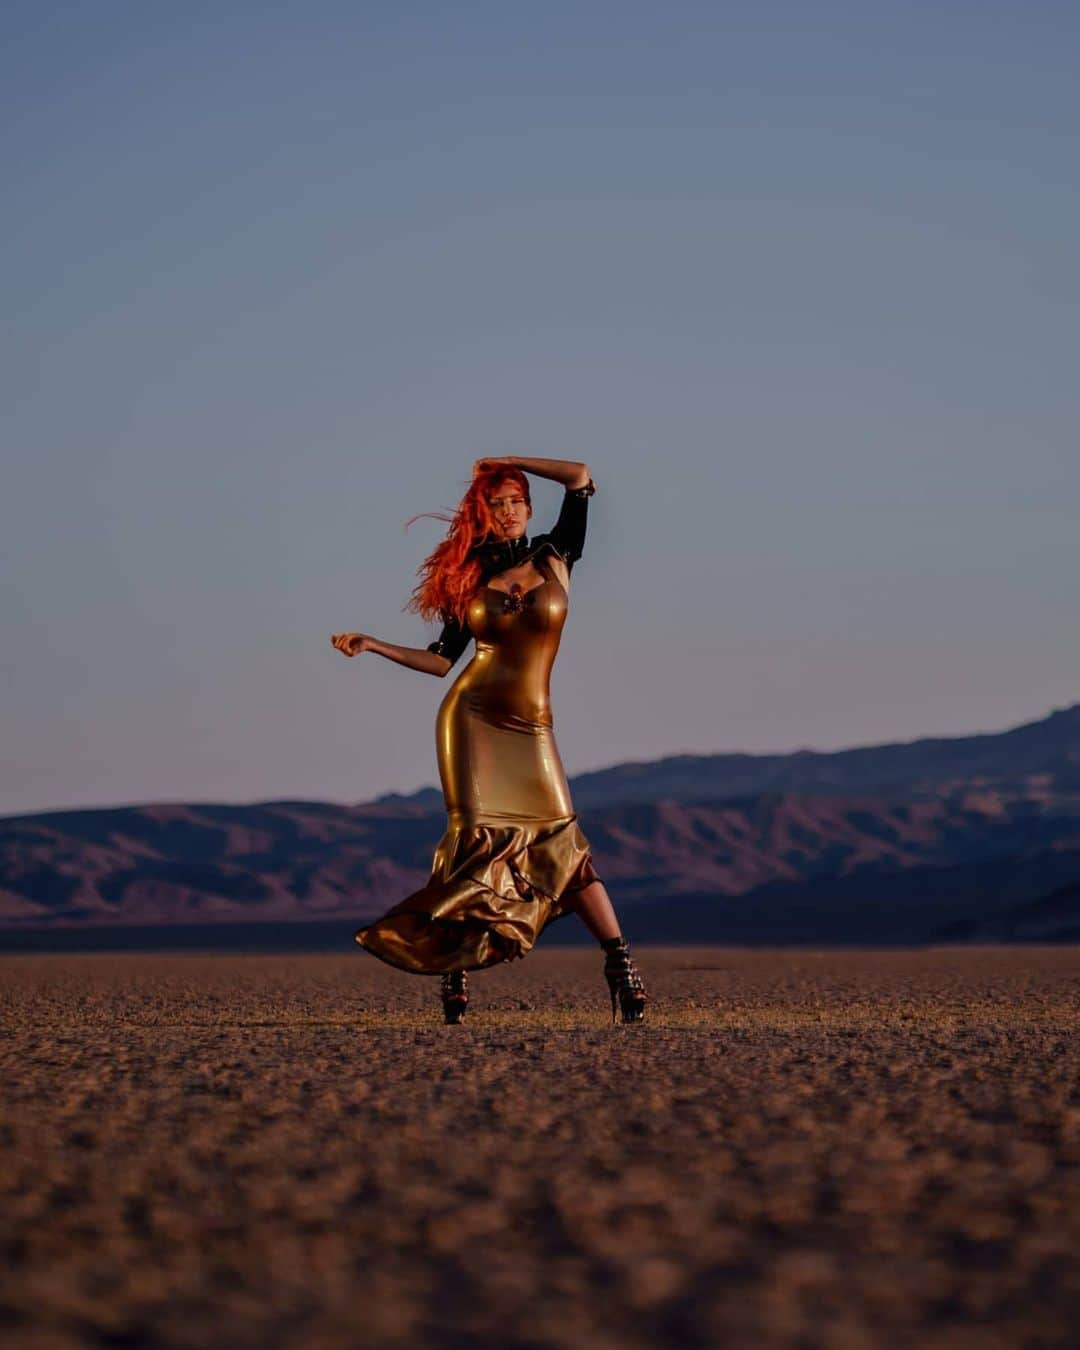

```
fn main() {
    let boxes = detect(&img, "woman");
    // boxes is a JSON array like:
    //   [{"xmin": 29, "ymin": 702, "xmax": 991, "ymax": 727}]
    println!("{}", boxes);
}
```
[{"xmin": 331, "ymin": 455, "xmax": 647, "ymax": 1025}]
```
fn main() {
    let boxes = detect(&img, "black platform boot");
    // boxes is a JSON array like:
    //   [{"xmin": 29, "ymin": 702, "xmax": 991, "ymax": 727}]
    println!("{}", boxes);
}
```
[
  {"xmin": 440, "ymin": 970, "xmax": 469, "ymax": 1025},
  {"xmin": 601, "ymin": 937, "xmax": 647, "ymax": 1025}
]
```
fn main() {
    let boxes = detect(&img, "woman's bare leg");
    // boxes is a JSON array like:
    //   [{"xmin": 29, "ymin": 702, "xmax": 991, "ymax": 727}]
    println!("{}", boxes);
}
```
[
  {"xmin": 568, "ymin": 879, "xmax": 648, "ymax": 1022},
  {"xmin": 568, "ymin": 879, "xmax": 623, "ymax": 943}
]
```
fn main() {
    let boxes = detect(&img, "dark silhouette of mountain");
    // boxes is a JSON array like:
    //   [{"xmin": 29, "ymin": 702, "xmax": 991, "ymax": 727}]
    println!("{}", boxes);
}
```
[
  {"xmin": 2, "ymin": 702, "xmax": 1079, "ymax": 947},
  {"xmin": 933, "ymin": 881, "xmax": 1080, "ymax": 944}
]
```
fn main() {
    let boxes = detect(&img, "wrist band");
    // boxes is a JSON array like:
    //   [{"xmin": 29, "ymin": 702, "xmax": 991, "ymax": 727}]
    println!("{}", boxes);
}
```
[{"xmin": 567, "ymin": 477, "xmax": 596, "ymax": 498}]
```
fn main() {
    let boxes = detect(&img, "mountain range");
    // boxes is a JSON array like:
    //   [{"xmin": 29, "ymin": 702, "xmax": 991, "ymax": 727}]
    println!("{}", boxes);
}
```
[{"xmin": 3, "ymin": 702, "xmax": 1080, "ymax": 947}]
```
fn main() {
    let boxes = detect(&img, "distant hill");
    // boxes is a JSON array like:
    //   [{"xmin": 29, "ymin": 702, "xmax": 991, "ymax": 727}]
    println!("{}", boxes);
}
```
[{"xmin": 3, "ymin": 702, "xmax": 1080, "ymax": 946}]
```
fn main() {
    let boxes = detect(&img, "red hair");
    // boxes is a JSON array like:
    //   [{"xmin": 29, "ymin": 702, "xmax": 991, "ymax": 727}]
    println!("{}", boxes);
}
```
[{"xmin": 405, "ymin": 467, "xmax": 532, "ymax": 626}]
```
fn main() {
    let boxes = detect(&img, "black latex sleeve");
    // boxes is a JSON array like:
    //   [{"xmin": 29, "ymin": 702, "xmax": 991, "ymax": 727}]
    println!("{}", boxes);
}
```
[
  {"xmin": 545, "ymin": 477, "xmax": 596, "ymax": 569},
  {"xmin": 425, "ymin": 614, "xmax": 472, "ymax": 668}
]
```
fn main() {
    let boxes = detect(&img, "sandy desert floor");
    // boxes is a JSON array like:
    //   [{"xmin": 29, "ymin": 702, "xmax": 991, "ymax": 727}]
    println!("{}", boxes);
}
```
[{"xmin": 0, "ymin": 945, "xmax": 1077, "ymax": 1349}]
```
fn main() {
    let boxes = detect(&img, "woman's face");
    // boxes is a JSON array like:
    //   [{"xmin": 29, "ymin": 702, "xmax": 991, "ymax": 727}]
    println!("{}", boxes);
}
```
[{"xmin": 487, "ymin": 478, "xmax": 531, "ymax": 540}]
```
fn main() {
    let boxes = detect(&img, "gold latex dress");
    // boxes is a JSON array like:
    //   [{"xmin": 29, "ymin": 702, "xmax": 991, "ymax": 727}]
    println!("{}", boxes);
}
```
[{"xmin": 354, "ymin": 550, "xmax": 599, "ymax": 973}]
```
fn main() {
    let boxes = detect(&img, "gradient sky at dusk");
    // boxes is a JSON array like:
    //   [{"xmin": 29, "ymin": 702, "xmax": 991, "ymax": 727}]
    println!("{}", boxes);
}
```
[{"xmin": 4, "ymin": 1, "xmax": 1078, "ymax": 817}]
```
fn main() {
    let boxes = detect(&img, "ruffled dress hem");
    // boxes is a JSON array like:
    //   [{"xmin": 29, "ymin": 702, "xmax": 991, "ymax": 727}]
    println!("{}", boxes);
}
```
[{"xmin": 354, "ymin": 813, "xmax": 599, "ymax": 974}]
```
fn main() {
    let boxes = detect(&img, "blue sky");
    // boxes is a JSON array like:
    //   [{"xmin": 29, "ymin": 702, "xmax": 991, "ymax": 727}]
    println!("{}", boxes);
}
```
[{"xmin": 3, "ymin": 1, "xmax": 1078, "ymax": 815}]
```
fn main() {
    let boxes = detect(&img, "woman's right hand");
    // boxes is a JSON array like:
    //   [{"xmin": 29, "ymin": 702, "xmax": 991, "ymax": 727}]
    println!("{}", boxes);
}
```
[
  {"xmin": 331, "ymin": 631, "xmax": 373, "ymax": 658},
  {"xmin": 472, "ymin": 456, "xmax": 517, "ymax": 478}
]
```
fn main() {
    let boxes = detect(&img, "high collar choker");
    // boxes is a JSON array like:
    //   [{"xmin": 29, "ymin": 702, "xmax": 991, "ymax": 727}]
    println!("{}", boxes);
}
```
[{"xmin": 470, "ymin": 533, "xmax": 532, "ymax": 578}]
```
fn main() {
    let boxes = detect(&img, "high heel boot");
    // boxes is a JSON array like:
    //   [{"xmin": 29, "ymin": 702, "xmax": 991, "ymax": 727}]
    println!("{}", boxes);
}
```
[
  {"xmin": 601, "ymin": 937, "xmax": 647, "ymax": 1025},
  {"xmin": 440, "ymin": 970, "xmax": 469, "ymax": 1024}
]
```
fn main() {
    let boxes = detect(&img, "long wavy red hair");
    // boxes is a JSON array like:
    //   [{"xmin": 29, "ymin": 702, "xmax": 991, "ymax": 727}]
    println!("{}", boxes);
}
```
[{"xmin": 405, "ymin": 467, "xmax": 532, "ymax": 627}]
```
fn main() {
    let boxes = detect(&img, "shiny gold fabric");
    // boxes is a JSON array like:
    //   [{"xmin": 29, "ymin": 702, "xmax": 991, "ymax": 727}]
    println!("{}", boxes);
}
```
[{"xmin": 355, "ymin": 554, "xmax": 598, "ymax": 973}]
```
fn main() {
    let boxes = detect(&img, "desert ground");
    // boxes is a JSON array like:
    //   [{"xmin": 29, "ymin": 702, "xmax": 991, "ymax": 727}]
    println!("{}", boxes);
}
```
[{"xmin": 1, "ymin": 945, "xmax": 1077, "ymax": 1349}]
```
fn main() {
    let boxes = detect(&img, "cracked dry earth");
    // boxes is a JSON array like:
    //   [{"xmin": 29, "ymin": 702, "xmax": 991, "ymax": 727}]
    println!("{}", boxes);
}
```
[{"xmin": 1, "ymin": 946, "xmax": 1078, "ymax": 1350}]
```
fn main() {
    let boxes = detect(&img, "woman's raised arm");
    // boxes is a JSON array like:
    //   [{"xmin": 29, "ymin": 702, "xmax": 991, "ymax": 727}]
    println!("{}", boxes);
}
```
[{"xmin": 473, "ymin": 455, "xmax": 591, "ymax": 491}]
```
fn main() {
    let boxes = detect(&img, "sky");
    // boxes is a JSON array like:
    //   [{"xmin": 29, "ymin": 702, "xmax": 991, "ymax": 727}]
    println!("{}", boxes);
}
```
[{"xmin": 3, "ymin": 0, "xmax": 1078, "ymax": 818}]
